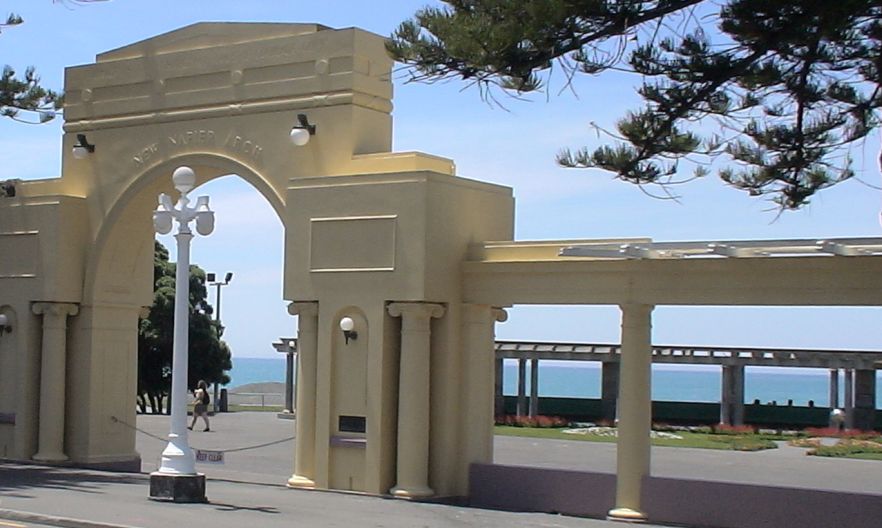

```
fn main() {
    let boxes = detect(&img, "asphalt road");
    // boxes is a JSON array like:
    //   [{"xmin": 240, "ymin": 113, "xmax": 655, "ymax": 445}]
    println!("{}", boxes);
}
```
[
  {"xmin": 2, "ymin": 412, "xmax": 880, "ymax": 528},
  {"xmin": 136, "ymin": 412, "xmax": 882, "ymax": 494}
]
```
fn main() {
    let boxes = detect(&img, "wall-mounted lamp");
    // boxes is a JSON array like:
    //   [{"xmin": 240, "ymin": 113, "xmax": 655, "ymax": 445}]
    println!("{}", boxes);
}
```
[
  {"xmin": 72, "ymin": 134, "xmax": 96, "ymax": 159},
  {"xmin": 289, "ymin": 113, "xmax": 317, "ymax": 146},
  {"xmin": 0, "ymin": 314, "xmax": 11, "ymax": 336},
  {"xmin": 1, "ymin": 181, "xmax": 15, "ymax": 198},
  {"xmin": 339, "ymin": 317, "xmax": 358, "ymax": 345}
]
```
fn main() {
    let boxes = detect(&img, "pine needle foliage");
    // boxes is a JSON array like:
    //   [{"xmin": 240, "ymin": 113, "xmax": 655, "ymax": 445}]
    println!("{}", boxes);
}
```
[
  {"xmin": 2, "ymin": 2, "xmax": 109, "ymax": 124},
  {"xmin": 389, "ymin": 1, "xmax": 882, "ymax": 209}
]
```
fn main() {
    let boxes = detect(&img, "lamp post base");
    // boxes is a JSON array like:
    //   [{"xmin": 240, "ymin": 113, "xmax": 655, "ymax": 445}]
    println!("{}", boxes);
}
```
[
  {"xmin": 149, "ymin": 472, "xmax": 207, "ymax": 503},
  {"xmin": 390, "ymin": 485, "xmax": 434, "ymax": 499},
  {"xmin": 287, "ymin": 474, "xmax": 316, "ymax": 488},
  {"xmin": 607, "ymin": 507, "xmax": 647, "ymax": 523}
]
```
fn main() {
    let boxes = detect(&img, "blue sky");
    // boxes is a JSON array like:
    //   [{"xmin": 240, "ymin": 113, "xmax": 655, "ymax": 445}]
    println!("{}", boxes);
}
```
[{"xmin": 3, "ymin": 0, "xmax": 882, "ymax": 359}]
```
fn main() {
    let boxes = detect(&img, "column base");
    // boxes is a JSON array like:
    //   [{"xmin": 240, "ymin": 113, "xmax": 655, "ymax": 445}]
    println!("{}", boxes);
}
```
[
  {"xmin": 607, "ymin": 507, "xmax": 647, "ymax": 523},
  {"xmin": 390, "ymin": 485, "xmax": 434, "ymax": 499},
  {"xmin": 149, "ymin": 472, "xmax": 207, "ymax": 503},
  {"xmin": 287, "ymin": 474, "xmax": 316, "ymax": 489},
  {"xmin": 32, "ymin": 452, "xmax": 68, "ymax": 463}
]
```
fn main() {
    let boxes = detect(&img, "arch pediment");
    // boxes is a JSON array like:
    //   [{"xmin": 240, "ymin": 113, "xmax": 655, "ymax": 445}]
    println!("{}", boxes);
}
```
[
  {"xmin": 97, "ymin": 22, "xmax": 331, "ymax": 62},
  {"xmin": 65, "ymin": 22, "xmax": 392, "ymax": 124}
]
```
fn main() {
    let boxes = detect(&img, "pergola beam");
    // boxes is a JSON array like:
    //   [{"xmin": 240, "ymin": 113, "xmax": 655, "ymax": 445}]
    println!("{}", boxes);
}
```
[{"xmin": 463, "ymin": 255, "xmax": 882, "ymax": 306}]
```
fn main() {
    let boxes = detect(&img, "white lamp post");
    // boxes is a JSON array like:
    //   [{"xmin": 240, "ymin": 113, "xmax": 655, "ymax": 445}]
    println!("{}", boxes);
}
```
[{"xmin": 149, "ymin": 166, "xmax": 214, "ymax": 502}]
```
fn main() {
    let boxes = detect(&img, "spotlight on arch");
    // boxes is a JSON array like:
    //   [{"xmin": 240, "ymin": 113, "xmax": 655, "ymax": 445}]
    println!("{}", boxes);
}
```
[
  {"xmin": 72, "ymin": 134, "xmax": 96, "ymax": 159},
  {"xmin": 290, "ymin": 113, "xmax": 317, "ymax": 146}
]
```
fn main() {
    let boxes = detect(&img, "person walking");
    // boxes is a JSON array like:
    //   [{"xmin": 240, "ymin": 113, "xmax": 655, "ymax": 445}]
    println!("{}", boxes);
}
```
[{"xmin": 189, "ymin": 379, "xmax": 211, "ymax": 432}]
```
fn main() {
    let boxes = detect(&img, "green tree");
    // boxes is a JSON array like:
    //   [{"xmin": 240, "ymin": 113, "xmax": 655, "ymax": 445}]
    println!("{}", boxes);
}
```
[
  {"xmin": 137, "ymin": 241, "xmax": 232, "ymax": 414},
  {"xmin": 389, "ymin": 1, "xmax": 882, "ymax": 210},
  {"xmin": 2, "ymin": 1, "xmax": 107, "ymax": 123}
]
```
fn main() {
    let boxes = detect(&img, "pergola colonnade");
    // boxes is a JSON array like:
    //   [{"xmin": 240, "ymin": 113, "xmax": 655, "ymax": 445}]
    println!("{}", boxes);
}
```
[
  {"xmin": 496, "ymin": 341, "xmax": 880, "ymax": 429},
  {"xmin": 462, "ymin": 238, "xmax": 882, "ymax": 520}
]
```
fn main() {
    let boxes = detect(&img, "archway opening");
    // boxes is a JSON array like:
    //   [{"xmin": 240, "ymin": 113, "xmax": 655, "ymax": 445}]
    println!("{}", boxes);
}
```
[{"xmin": 71, "ymin": 157, "xmax": 291, "ymax": 470}]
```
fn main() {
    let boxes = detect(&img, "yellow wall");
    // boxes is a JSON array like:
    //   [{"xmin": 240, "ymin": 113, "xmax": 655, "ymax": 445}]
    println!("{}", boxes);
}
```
[{"xmin": 0, "ymin": 22, "xmax": 515, "ymax": 496}]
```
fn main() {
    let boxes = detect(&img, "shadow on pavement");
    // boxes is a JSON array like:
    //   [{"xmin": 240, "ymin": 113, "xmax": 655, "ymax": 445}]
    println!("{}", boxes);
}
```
[{"xmin": 0, "ymin": 463, "xmax": 144, "ymax": 495}]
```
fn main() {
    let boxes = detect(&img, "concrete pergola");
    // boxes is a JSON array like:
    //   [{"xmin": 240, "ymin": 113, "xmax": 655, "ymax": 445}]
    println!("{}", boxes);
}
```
[
  {"xmin": 462, "ymin": 237, "xmax": 882, "ymax": 521},
  {"xmin": 496, "ymin": 340, "xmax": 881, "ymax": 428},
  {"xmin": 272, "ymin": 338, "xmax": 297, "ymax": 416}
]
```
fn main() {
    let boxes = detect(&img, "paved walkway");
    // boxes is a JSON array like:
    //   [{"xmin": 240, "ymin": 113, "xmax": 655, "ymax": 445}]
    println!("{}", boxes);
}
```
[{"xmin": 1, "ymin": 412, "xmax": 880, "ymax": 528}]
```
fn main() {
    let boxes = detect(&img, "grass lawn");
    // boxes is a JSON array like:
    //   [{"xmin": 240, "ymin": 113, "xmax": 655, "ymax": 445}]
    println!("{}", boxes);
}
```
[
  {"xmin": 848, "ymin": 452, "xmax": 882, "ymax": 461},
  {"xmin": 494, "ymin": 426, "xmax": 777, "ymax": 451}
]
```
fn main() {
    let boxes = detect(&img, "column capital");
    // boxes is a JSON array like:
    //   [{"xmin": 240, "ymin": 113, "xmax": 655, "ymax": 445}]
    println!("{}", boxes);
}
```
[
  {"xmin": 32, "ymin": 302, "xmax": 79, "ymax": 318},
  {"xmin": 288, "ymin": 301, "xmax": 318, "ymax": 317},
  {"xmin": 492, "ymin": 307, "xmax": 508, "ymax": 323},
  {"xmin": 387, "ymin": 302, "xmax": 445, "ymax": 320},
  {"xmin": 462, "ymin": 304, "xmax": 509, "ymax": 324}
]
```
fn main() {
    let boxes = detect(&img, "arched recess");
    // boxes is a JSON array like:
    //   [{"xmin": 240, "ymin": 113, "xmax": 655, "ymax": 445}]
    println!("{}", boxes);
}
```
[
  {"xmin": 0, "ymin": 306, "xmax": 19, "ymax": 458},
  {"xmin": 328, "ymin": 307, "xmax": 369, "ymax": 491},
  {"xmin": 66, "ymin": 152, "xmax": 285, "ymax": 467}
]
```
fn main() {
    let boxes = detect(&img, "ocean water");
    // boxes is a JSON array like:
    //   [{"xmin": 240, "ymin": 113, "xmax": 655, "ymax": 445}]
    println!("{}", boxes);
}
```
[{"xmin": 227, "ymin": 357, "xmax": 882, "ymax": 408}]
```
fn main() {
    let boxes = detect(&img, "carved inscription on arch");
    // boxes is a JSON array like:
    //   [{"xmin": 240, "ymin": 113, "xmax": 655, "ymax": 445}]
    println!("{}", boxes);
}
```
[{"xmin": 131, "ymin": 129, "xmax": 264, "ymax": 167}]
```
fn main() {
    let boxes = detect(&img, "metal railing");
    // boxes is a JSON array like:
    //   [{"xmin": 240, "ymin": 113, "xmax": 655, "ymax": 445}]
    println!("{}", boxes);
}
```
[{"xmin": 226, "ymin": 392, "xmax": 284, "ymax": 407}]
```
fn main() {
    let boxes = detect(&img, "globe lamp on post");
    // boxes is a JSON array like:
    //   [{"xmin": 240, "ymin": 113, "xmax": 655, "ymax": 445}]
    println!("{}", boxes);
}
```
[{"xmin": 148, "ymin": 166, "xmax": 214, "ymax": 503}]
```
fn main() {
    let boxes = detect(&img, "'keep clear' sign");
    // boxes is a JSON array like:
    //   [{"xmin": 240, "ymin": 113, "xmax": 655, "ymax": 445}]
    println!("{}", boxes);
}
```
[{"xmin": 194, "ymin": 449, "xmax": 225, "ymax": 464}]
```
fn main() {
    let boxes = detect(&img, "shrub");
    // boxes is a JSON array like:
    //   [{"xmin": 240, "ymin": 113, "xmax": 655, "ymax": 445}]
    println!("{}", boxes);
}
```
[
  {"xmin": 712, "ymin": 424, "xmax": 757, "ymax": 435},
  {"xmin": 809, "ymin": 441, "xmax": 882, "ymax": 458},
  {"xmin": 804, "ymin": 427, "xmax": 881, "ymax": 440},
  {"xmin": 789, "ymin": 437, "xmax": 821, "ymax": 448},
  {"xmin": 710, "ymin": 435, "xmax": 777, "ymax": 451},
  {"xmin": 495, "ymin": 414, "xmax": 568, "ymax": 428}
]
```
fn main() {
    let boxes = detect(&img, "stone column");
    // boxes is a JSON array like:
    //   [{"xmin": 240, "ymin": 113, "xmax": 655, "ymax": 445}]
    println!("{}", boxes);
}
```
[
  {"xmin": 844, "ymin": 369, "xmax": 855, "ymax": 429},
  {"xmin": 731, "ymin": 365, "xmax": 745, "ymax": 426},
  {"xmin": 516, "ymin": 359, "xmax": 527, "ymax": 416},
  {"xmin": 462, "ymin": 306, "xmax": 507, "ymax": 472},
  {"xmin": 720, "ymin": 366, "xmax": 732, "ymax": 425},
  {"xmin": 388, "ymin": 302, "xmax": 445, "ymax": 498},
  {"xmin": 720, "ymin": 365, "xmax": 745, "ymax": 426},
  {"xmin": 494, "ymin": 357, "xmax": 505, "ymax": 417},
  {"xmin": 601, "ymin": 362, "xmax": 620, "ymax": 423},
  {"xmin": 853, "ymin": 370, "xmax": 876, "ymax": 431},
  {"xmin": 284, "ymin": 346, "xmax": 295, "ymax": 414},
  {"xmin": 288, "ymin": 302, "xmax": 318, "ymax": 488},
  {"xmin": 529, "ymin": 358, "xmax": 540, "ymax": 417},
  {"xmin": 829, "ymin": 369, "xmax": 839, "ymax": 410},
  {"xmin": 32, "ymin": 302, "xmax": 78, "ymax": 463},
  {"xmin": 608, "ymin": 303, "xmax": 653, "ymax": 523}
]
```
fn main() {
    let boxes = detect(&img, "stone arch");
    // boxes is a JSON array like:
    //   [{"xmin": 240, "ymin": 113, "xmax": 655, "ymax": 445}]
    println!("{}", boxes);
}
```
[
  {"xmin": 68, "ymin": 153, "xmax": 285, "ymax": 467},
  {"xmin": 0, "ymin": 22, "xmax": 516, "ymax": 497},
  {"xmin": 83, "ymin": 152, "xmax": 285, "ymax": 307}
]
